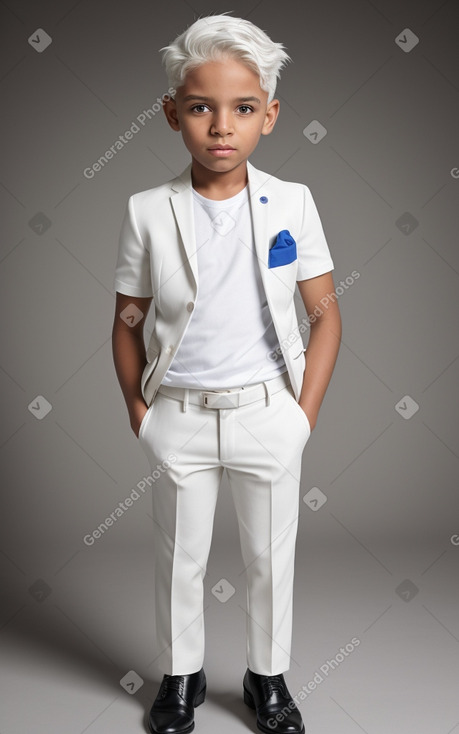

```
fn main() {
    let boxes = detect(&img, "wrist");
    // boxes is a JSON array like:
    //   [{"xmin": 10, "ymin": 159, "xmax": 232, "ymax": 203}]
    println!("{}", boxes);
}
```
[
  {"xmin": 299, "ymin": 401, "xmax": 318, "ymax": 431},
  {"xmin": 128, "ymin": 394, "xmax": 148, "ymax": 417}
]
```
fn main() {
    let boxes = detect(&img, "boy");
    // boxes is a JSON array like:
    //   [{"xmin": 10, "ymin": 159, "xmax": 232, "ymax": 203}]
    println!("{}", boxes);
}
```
[{"xmin": 112, "ymin": 13, "xmax": 341, "ymax": 734}]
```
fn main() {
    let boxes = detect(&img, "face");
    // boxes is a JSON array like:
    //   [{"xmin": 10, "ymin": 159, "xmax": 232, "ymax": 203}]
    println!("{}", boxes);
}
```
[{"xmin": 163, "ymin": 56, "xmax": 280, "ymax": 176}]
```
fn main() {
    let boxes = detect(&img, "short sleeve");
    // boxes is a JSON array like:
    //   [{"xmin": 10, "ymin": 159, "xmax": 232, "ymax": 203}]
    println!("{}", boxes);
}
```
[
  {"xmin": 296, "ymin": 185, "xmax": 334, "ymax": 281},
  {"xmin": 113, "ymin": 196, "xmax": 154, "ymax": 297}
]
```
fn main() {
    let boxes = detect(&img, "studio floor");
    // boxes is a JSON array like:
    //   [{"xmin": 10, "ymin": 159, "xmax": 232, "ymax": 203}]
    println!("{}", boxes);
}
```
[{"xmin": 1, "ymin": 536, "xmax": 458, "ymax": 734}]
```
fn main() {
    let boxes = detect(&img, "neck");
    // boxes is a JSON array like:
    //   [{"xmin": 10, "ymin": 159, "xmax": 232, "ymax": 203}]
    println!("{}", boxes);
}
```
[{"xmin": 191, "ymin": 159, "xmax": 248, "ymax": 200}]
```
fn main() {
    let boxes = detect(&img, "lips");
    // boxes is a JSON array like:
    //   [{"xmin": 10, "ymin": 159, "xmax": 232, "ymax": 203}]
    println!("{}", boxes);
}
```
[{"xmin": 207, "ymin": 145, "xmax": 236, "ymax": 157}]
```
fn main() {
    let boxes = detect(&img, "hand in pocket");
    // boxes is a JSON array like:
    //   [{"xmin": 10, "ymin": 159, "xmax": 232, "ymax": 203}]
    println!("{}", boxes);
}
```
[{"xmin": 131, "ymin": 402, "xmax": 150, "ymax": 439}]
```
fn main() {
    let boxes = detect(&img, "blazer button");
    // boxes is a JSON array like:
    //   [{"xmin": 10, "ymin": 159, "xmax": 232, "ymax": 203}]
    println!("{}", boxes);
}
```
[
  {"xmin": 166, "ymin": 345, "xmax": 174, "ymax": 355},
  {"xmin": 186, "ymin": 302, "xmax": 195, "ymax": 312}
]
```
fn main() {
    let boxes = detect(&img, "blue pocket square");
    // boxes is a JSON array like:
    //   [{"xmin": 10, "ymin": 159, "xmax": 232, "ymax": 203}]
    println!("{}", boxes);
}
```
[{"xmin": 268, "ymin": 230, "xmax": 297, "ymax": 268}]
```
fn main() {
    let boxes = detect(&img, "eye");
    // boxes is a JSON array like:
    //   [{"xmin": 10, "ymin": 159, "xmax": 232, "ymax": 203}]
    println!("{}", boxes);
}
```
[
  {"xmin": 237, "ymin": 105, "xmax": 254, "ymax": 114},
  {"xmin": 190, "ymin": 104, "xmax": 210, "ymax": 113}
]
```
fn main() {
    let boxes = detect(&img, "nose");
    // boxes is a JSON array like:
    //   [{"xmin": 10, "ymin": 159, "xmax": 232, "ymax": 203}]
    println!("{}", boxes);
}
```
[{"xmin": 210, "ymin": 110, "xmax": 233, "ymax": 136}]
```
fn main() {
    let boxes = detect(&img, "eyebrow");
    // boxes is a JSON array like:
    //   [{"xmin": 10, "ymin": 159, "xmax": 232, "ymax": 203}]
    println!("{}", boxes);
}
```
[{"xmin": 182, "ymin": 95, "xmax": 261, "ymax": 104}]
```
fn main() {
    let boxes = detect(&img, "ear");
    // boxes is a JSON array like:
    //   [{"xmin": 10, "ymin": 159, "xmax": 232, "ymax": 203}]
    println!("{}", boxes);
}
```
[
  {"xmin": 261, "ymin": 99, "xmax": 280, "ymax": 136},
  {"xmin": 163, "ymin": 98, "xmax": 181, "ymax": 131}
]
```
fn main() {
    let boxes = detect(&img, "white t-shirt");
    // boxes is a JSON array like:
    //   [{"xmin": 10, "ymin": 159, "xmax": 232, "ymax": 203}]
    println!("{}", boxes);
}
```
[{"xmin": 161, "ymin": 185, "xmax": 288, "ymax": 389}]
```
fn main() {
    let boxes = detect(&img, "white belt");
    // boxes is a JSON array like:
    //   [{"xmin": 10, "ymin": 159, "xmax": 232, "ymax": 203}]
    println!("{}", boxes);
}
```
[{"xmin": 157, "ymin": 372, "xmax": 291, "ymax": 410}]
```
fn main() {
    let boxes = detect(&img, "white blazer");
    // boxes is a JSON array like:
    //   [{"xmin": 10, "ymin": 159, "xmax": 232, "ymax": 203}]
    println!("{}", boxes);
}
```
[{"xmin": 114, "ymin": 160, "xmax": 334, "ymax": 406}]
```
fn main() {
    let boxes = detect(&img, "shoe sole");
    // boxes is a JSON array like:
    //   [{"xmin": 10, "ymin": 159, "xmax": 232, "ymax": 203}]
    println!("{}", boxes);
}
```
[
  {"xmin": 147, "ymin": 685, "xmax": 206, "ymax": 734},
  {"xmin": 243, "ymin": 686, "xmax": 305, "ymax": 734}
]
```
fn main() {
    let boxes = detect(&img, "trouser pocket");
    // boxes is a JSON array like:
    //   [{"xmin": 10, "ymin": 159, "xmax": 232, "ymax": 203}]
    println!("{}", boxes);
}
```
[
  {"xmin": 286, "ymin": 386, "xmax": 311, "ymax": 438},
  {"xmin": 138, "ymin": 403, "xmax": 154, "ymax": 441}
]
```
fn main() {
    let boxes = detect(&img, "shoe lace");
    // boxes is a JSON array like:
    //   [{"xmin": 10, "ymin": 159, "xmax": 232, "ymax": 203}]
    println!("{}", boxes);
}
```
[
  {"xmin": 158, "ymin": 675, "xmax": 185, "ymax": 699},
  {"xmin": 263, "ymin": 675, "xmax": 287, "ymax": 698}
]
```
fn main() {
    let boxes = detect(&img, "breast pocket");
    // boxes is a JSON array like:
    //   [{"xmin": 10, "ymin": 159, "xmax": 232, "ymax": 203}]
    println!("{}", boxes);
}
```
[{"xmin": 266, "ymin": 259, "xmax": 298, "ymax": 308}]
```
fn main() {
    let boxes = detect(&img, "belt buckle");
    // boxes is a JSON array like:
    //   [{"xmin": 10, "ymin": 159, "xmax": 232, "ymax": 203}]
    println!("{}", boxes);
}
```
[{"xmin": 202, "ymin": 390, "xmax": 241, "ymax": 409}]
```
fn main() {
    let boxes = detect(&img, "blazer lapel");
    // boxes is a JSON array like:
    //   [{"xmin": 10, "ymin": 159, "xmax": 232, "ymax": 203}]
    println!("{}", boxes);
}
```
[
  {"xmin": 169, "ymin": 163, "xmax": 199, "ymax": 290},
  {"xmin": 246, "ymin": 161, "xmax": 273, "ymax": 269}
]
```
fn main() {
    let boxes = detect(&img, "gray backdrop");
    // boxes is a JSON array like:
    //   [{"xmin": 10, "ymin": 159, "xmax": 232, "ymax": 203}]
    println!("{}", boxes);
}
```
[{"xmin": 1, "ymin": 1, "xmax": 458, "ymax": 733}]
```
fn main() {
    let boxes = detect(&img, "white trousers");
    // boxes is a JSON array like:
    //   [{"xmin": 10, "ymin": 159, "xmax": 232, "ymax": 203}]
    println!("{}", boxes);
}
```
[{"xmin": 138, "ymin": 372, "xmax": 311, "ymax": 676}]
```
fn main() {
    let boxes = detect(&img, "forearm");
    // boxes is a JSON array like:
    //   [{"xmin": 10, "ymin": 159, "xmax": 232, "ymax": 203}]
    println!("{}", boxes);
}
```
[
  {"xmin": 298, "ymin": 312, "xmax": 341, "ymax": 430},
  {"xmin": 112, "ymin": 327, "xmax": 148, "ymax": 417}
]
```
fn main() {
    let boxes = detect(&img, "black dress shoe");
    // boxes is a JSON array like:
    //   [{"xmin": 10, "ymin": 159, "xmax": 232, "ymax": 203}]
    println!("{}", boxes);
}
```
[
  {"xmin": 243, "ymin": 668, "xmax": 305, "ymax": 734},
  {"xmin": 148, "ymin": 668, "xmax": 206, "ymax": 734}
]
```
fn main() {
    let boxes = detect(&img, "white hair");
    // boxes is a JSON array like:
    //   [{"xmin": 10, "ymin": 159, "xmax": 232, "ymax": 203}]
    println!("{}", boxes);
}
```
[{"xmin": 160, "ymin": 12, "xmax": 291, "ymax": 103}]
